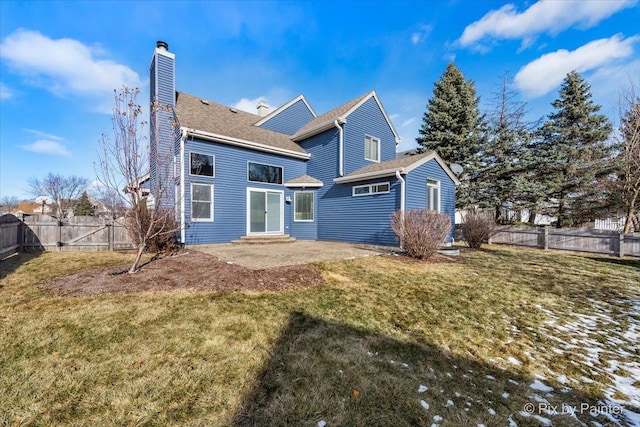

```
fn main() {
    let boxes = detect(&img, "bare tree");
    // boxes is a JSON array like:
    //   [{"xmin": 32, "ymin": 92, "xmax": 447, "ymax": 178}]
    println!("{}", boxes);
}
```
[
  {"xmin": 96, "ymin": 87, "xmax": 178, "ymax": 273},
  {"xmin": 27, "ymin": 173, "xmax": 88, "ymax": 218},
  {"xmin": 0, "ymin": 196, "xmax": 20, "ymax": 214},
  {"xmin": 614, "ymin": 77, "xmax": 640, "ymax": 233}
]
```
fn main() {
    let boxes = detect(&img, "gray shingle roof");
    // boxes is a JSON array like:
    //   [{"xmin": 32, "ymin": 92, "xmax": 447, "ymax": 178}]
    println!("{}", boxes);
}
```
[
  {"xmin": 344, "ymin": 152, "xmax": 435, "ymax": 176},
  {"xmin": 174, "ymin": 91, "xmax": 308, "ymax": 155},
  {"xmin": 292, "ymin": 92, "xmax": 371, "ymax": 138},
  {"xmin": 284, "ymin": 174, "xmax": 323, "ymax": 187}
]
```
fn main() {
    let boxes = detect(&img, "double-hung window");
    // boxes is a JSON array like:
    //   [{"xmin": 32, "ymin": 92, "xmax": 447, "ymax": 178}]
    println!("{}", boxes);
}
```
[
  {"xmin": 364, "ymin": 135, "xmax": 380, "ymax": 162},
  {"xmin": 294, "ymin": 192, "xmax": 314, "ymax": 222},
  {"xmin": 191, "ymin": 183, "xmax": 214, "ymax": 221},
  {"xmin": 427, "ymin": 179, "xmax": 440, "ymax": 212}
]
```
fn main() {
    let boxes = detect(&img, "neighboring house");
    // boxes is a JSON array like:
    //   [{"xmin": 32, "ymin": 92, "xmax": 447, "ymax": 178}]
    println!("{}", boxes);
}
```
[
  {"xmin": 149, "ymin": 41, "xmax": 459, "ymax": 246},
  {"xmin": 12, "ymin": 201, "xmax": 53, "ymax": 216}
]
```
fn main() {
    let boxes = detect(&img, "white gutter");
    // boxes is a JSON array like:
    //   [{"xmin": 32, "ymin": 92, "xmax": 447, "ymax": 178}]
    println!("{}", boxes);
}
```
[
  {"xmin": 185, "ymin": 128, "xmax": 310, "ymax": 160},
  {"xmin": 395, "ymin": 170, "xmax": 405, "ymax": 221},
  {"xmin": 334, "ymin": 120, "xmax": 344, "ymax": 177},
  {"xmin": 396, "ymin": 170, "xmax": 406, "ymax": 250},
  {"xmin": 180, "ymin": 129, "xmax": 186, "ymax": 244},
  {"xmin": 334, "ymin": 167, "xmax": 404, "ymax": 183}
]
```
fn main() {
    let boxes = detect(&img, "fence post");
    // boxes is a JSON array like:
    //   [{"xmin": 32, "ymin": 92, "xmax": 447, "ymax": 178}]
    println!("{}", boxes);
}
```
[
  {"xmin": 619, "ymin": 233, "xmax": 625, "ymax": 258},
  {"xmin": 543, "ymin": 227, "xmax": 549, "ymax": 250},
  {"xmin": 58, "ymin": 220, "xmax": 62, "ymax": 251},
  {"xmin": 17, "ymin": 220, "xmax": 23, "ymax": 253}
]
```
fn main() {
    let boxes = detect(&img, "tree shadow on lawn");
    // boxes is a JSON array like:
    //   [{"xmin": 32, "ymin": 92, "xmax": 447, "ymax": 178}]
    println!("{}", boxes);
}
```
[
  {"xmin": 587, "ymin": 256, "xmax": 640, "ymax": 270},
  {"xmin": 0, "ymin": 252, "xmax": 42, "ymax": 284},
  {"xmin": 233, "ymin": 312, "xmax": 634, "ymax": 427}
]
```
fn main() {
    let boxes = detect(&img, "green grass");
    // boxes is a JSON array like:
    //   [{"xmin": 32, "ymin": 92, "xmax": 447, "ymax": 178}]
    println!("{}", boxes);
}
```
[{"xmin": 1, "ymin": 247, "xmax": 638, "ymax": 426}]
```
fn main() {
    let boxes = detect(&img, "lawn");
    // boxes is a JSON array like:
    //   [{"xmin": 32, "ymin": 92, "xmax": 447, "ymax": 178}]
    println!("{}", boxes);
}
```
[{"xmin": 0, "ymin": 247, "xmax": 638, "ymax": 426}]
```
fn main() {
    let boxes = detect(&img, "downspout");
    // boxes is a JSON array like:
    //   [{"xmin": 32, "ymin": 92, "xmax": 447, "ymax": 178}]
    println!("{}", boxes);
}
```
[
  {"xmin": 334, "ymin": 120, "xmax": 344, "ymax": 177},
  {"xmin": 180, "ymin": 129, "xmax": 187, "ymax": 244},
  {"xmin": 395, "ymin": 169, "xmax": 405, "ymax": 250}
]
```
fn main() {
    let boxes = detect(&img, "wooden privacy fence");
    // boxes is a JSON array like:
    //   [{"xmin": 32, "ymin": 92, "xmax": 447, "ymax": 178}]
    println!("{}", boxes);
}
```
[
  {"xmin": 0, "ymin": 214, "xmax": 135, "ymax": 258},
  {"xmin": 490, "ymin": 226, "xmax": 640, "ymax": 258}
]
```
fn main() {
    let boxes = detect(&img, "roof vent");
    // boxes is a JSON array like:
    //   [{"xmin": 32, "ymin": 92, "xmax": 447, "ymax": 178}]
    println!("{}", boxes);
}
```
[
  {"xmin": 229, "ymin": 107, "xmax": 238, "ymax": 113},
  {"xmin": 156, "ymin": 40, "xmax": 169, "ymax": 51},
  {"xmin": 200, "ymin": 99, "xmax": 209, "ymax": 105}
]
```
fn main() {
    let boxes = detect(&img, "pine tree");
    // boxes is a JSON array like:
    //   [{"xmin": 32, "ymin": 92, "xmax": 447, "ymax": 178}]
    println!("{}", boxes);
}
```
[
  {"xmin": 74, "ymin": 191, "xmax": 95, "ymax": 216},
  {"xmin": 417, "ymin": 63, "xmax": 483, "ymax": 208},
  {"xmin": 480, "ymin": 72, "xmax": 532, "ymax": 222},
  {"xmin": 536, "ymin": 71, "xmax": 613, "ymax": 228}
]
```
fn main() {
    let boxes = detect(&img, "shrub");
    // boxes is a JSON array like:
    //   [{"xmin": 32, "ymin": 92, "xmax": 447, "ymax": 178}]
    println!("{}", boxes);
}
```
[
  {"xmin": 460, "ymin": 210, "xmax": 497, "ymax": 249},
  {"xmin": 391, "ymin": 209, "xmax": 451, "ymax": 260},
  {"xmin": 124, "ymin": 201, "xmax": 180, "ymax": 253}
]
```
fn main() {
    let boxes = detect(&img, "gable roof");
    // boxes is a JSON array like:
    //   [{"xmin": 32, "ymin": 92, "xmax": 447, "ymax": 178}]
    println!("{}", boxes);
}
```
[
  {"xmin": 253, "ymin": 95, "xmax": 317, "ymax": 127},
  {"xmin": 291, "ymin": 91, "xmax": 401, "ymax": 144},
  {"xmin": 174, "ymin": 92, "xmax": 309, "ymax": 159},
  {"xmin": 284, "ymin": 174, "xmax": 324, "ymax": 188},
  {"xmin": 334, "ymin": 151, "xmax": 461, "ymax": 185}
]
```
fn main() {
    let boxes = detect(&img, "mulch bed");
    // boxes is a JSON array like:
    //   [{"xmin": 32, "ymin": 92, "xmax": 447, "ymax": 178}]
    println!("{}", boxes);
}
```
[{"xmin": 42, "ymin": 250, "xmax": 324, "ymax": 297}]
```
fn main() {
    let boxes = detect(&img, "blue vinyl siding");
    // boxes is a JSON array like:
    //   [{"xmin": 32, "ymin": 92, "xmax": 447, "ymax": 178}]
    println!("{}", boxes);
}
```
[
  {"xmin": 319, "ymin": 178, "xmax": 399, "ymax": 246},
  {"xmin": 182, "ymin": 139, "xmax": 314, "ymax": 244},
  {"xmin": 298, "ymin": 101, "xmax": 400, "ymax": 246},
  {"xmin": 258, "ymin": 99, "xmax": 315, "ymax": 135},
  {"xmin": 405, "ymin": 159, "xmax": 457, "ymax": 242},
  {"xmin": 342, "ymin": 97, "xmax": 396, "ymax": 175},
  {"xmin": 150, "ymin": 50, "xmax": 176, "ymax": 207}
]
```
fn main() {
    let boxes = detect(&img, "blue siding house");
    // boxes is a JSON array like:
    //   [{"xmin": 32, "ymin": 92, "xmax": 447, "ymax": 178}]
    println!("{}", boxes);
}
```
[{"xmin": 149, "ymin": 41, "xmax": 459, "ymax": 247}]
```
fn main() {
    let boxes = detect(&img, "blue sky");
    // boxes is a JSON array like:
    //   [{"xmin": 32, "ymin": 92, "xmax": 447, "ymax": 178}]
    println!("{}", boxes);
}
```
[{"xmin": 1, "ymin": 0, "xmax": 638, "ymax": 200}]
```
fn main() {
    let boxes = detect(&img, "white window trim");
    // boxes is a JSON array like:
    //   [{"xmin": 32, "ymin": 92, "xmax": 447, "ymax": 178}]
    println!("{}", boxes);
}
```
[
  {"xmin": 189, "ymin": 152, "xmax": 215, "ymax": 178},
  {"xmin": 364, "ymin": 134, "xmax": 381, "ymax": 163},
  {"xmin": 294, "ymin": 191, "xmax": 314, "ymax": 222},
  {"xmin": 247, "ymin": 161, "xmax": 284, "ymax": 185},
  {"xmin": 191, "ymin": 182, "xmax": 214, "ymax": 222},
  {"xmin": 427, "ymin": 179, "xmax": 441, "ymax": 212},
  {"xmin": 352, "ymin": 181, "xmax": 390, "ymax": 197}
]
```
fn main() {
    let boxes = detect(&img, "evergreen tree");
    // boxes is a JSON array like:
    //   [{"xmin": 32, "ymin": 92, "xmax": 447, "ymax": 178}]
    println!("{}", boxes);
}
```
[
  {"xmin": 480, "ymin": 72, "xmax": 532, "ymax": 222},
  {"xmin": 417, "ymin": 63, "xmax": 484, "ymax": 208},
  {"xmin": 74, "ymin": 191, "xmax": 95, "ymax": 216},
  {"xmin": 536, "ymin": 71, "xmax": 613, "ymax": 228}
]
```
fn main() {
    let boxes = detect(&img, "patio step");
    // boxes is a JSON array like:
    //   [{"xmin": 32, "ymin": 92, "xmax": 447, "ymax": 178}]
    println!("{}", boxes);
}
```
[{"xmin": 231, "ymin": 235, "xmax": 297, "ymax": 245}]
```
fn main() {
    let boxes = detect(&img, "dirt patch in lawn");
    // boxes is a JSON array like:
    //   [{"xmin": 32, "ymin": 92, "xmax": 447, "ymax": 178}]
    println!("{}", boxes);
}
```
[{"xmin": 41, "ymin": 250, "xmax": 324, "ymax": 296}]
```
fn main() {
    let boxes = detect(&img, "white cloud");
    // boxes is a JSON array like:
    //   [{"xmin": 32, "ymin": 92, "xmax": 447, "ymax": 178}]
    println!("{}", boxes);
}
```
[
  {"xmin": 234, "ymin": 96, "xmax": 267, "ymax": 114},
  {"xmin": 401, "ymin": 117, "xmax": 416, "ymax": 128},
  {"xmin": 411, "ymin": 25, "xmax": 432, "ymax": 45},
  {"xmin": 0, "ymin": 82, "xmax": 15, "ymax": 100},
  {"xmin": 514, "ymin": 34, "xmax": 639, "ymax": 98},
  {"xmin": 0, "ymin": 29, "xmax": 141, "ymax": 102},
  {"xmin": 23, "ymin": 128, "xmax": 64, "ymax": 141},
  {"xmin": 21, "ymin": 140, "xmax": 70, "ymax": 157},
  {"xmin": 459, "ymin": 0, "xmax": 637, "ymax": 49}
]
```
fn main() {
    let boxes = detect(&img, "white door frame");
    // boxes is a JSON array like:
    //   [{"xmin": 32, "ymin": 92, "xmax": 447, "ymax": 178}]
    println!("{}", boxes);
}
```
[{"xmin": 246, "ymin": 187, "xmax": 284, "ymax": 235}]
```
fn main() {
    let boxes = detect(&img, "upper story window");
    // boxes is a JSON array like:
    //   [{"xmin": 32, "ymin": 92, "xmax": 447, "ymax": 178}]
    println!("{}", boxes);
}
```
[
  {"xmin": 427, "ymin": 179, "xmax": 441, "ymax": 212},
  {"xmin": 364, "ymin": 135, "xmax": 381, "ymax": 162},
  {"xmin": 190, "ymin": 152, "xmax": 215, "ymax": 177},
  {"xmin": 248, "ymin": 162, "xmax": 283, "ymax": 185},
  {"xmin": 353, "ymin": 182, "xmax": 390, "ymax": 197}
]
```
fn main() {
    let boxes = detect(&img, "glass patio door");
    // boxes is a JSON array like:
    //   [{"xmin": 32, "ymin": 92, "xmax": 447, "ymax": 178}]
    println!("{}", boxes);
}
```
[{"xmin": 249, "ymin": 190, "xmax": 282, "ymax": 234}]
